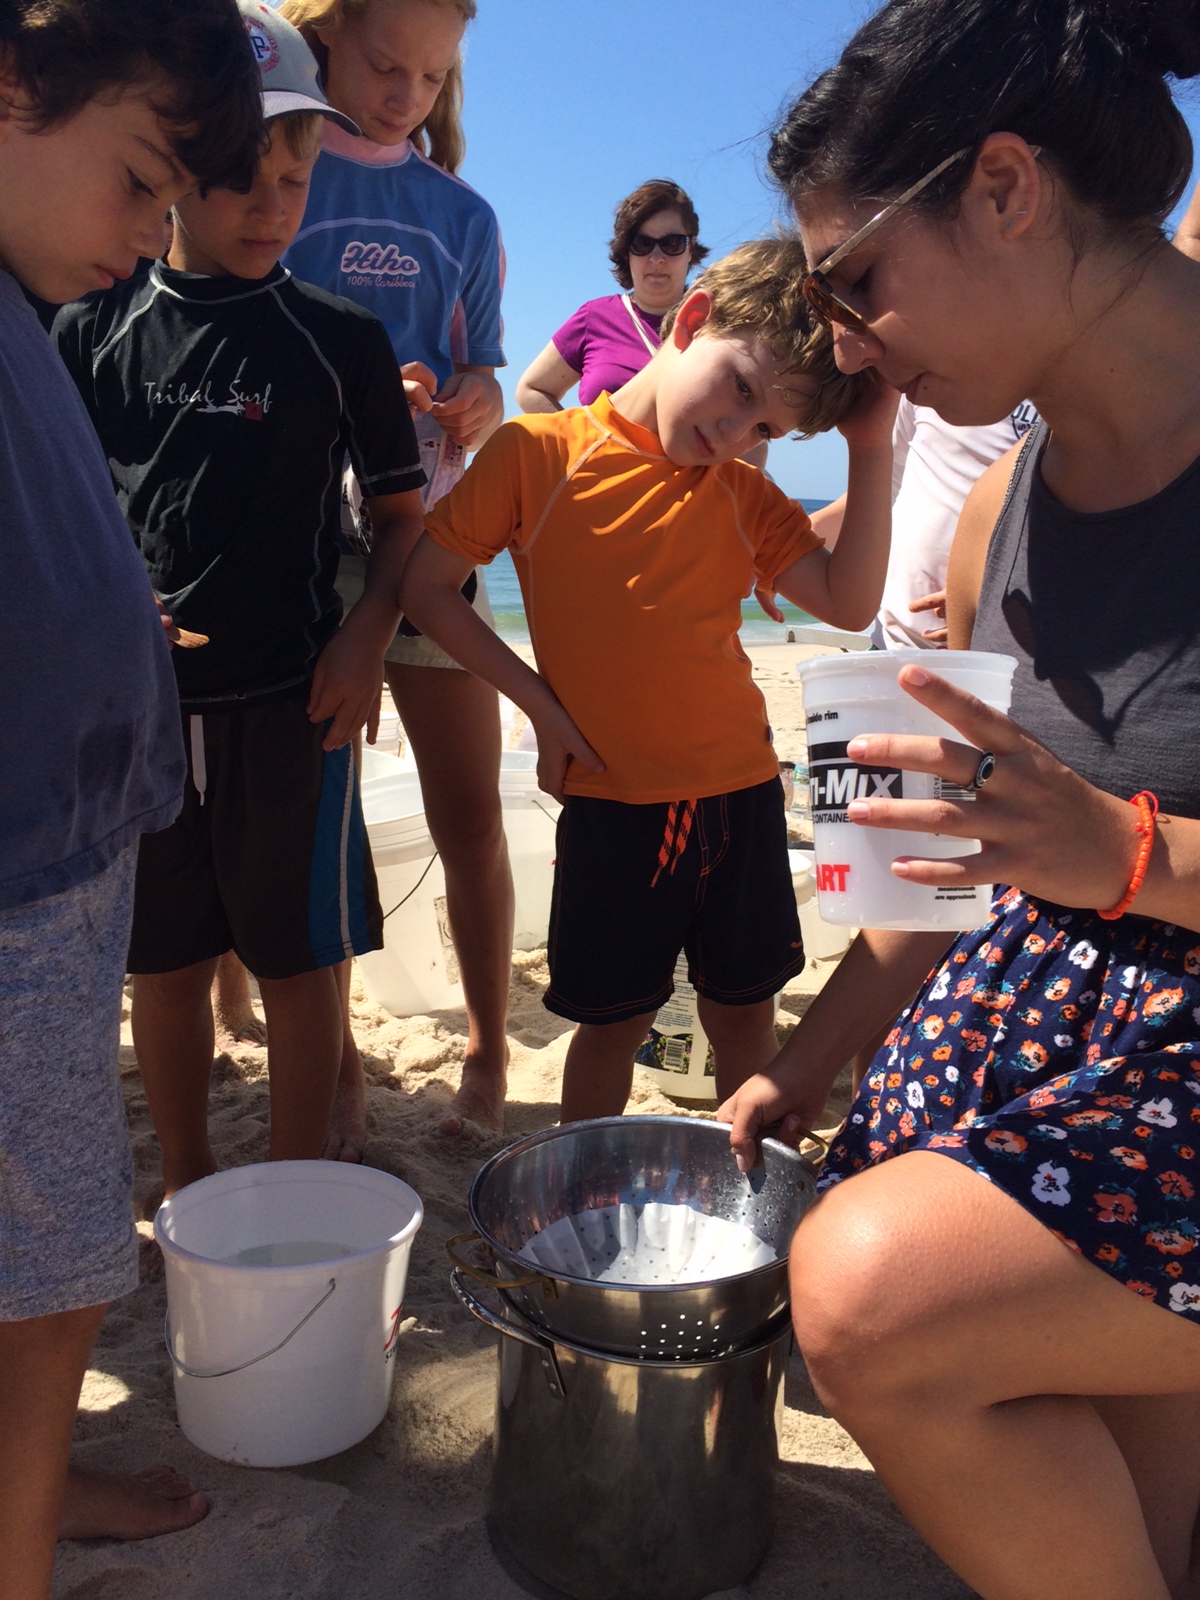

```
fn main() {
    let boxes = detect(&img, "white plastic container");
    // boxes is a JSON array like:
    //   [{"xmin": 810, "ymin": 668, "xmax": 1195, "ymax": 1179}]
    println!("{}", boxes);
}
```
[
  {"xmin": 790, "ymin": 846, "xmax": 856, "ymax": 963},
  {"xmin": 357, "ymin": 752, "xmax": 561, "ymax": 1016},
  {"xmin": 156, "ymin": 1162, "xmax": 423, "ymax": 1467},
  {"xmin": 497, "ymin": 752, "xmax": 561, "ymax": 952},
  {"xmin": 356, "ymin": 767, "xmax": 463, "ymax": 1015},
  {"xmin": 635, "ymin": 953, "xmax": 716, "ymax": 1103},
  {"xmin": 796, "ymin": 650, "xmax": 1016, "ymax": 931}
]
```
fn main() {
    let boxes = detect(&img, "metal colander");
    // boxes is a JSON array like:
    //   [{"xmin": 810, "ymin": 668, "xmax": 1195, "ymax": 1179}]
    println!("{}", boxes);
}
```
[{"xmin": 451, "ymin": 1115, "xmax": 821, "ymax": 1358}]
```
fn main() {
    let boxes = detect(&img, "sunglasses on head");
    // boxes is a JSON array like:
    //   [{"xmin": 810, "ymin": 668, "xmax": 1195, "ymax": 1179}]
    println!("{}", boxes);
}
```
[
  {"xmin": 629, "ymin": 231, "xmax": 693, "ymax": 258},
  {"xmin": 801, "ymin": 146, "xmax": 974, "ymax": 334}
]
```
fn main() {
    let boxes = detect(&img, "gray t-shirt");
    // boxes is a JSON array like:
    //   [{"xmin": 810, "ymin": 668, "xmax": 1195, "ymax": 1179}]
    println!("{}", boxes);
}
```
[
  {"xmin": 0, "ymin": 272, "xmax": 184, "ymax": 909},
  {"xmin": 973, "ymin": 421, "xmax": 1200, "ymax": 820}
]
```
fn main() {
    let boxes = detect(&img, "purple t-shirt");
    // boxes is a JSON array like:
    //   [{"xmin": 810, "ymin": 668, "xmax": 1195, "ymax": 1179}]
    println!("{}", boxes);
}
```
[{"xmin": 551, "ymin": 293, "xmax": 663, "ymax": 405}]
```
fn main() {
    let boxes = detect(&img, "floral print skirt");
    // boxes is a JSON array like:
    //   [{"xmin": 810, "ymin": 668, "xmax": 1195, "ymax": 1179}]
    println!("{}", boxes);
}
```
[{"xmin": 821, "ymin": 888, "xmax": 1200, "ymax": 1323}]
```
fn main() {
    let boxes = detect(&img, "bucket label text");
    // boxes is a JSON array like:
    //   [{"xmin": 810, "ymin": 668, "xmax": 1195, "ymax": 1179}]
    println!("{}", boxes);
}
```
[{"xmin": 808, "ymin": 740, "xmax": 904, "ymax": 822}]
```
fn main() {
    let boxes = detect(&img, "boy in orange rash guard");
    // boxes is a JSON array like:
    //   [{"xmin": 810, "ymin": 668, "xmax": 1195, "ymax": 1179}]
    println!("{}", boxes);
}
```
[{"xmin": 402, "ymin": 239, "xmax": 896, "ymax": 1120}]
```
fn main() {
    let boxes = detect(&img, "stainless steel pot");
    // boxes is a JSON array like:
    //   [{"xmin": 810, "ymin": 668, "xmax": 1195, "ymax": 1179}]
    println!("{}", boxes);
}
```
[
  {"xmin": 452, "ymin": 1270, "xmax": 791, "ymax": 1600},
  {"xmin": 452, "ymin": 1115, "xmax": 821, "ymax": 1359}
]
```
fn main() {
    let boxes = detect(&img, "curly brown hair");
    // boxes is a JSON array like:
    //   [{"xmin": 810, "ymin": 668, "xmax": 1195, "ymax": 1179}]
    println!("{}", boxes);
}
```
[
  {"xmin": 608, "ymin": 178, "xmax": 709, "ymax": 291},
  {"xmin": 661, "ymin": 237, "xmax": 870, "ymax": 438}
]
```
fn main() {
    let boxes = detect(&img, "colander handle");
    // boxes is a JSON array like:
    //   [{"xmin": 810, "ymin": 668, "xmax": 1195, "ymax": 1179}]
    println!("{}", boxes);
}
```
[
  {"xmin": 796, "ymin": 1127, "xmax": 829, "ymax": 1168},
  {"xmin": 163, "ymin": 1277, "xmax": 337, "ymax": 1379},
  {"xmin": 445, "ymin": 1231, "xmax": 559, "ymax": 1300},
  {"xmin": 449, "ymin": 1269, "xmax": 565, "ymax": 1400}
]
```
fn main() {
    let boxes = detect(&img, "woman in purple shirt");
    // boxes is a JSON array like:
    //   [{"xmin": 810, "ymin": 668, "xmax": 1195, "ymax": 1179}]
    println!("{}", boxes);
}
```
[{"xmin": 515, "ymin": 179, "xmax": 707, "ymax": 412}]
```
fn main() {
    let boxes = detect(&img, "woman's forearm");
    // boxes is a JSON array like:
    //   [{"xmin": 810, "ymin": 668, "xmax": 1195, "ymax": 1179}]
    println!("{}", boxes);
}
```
[{"xmin": 771, "ymin": 927, "xmax": 950, "ymax": 1099}]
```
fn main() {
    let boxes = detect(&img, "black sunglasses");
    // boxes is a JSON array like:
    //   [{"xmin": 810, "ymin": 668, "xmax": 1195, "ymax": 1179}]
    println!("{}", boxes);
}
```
[{"xmin": 628, "ymin": 232, "xmax": 693, "ymax": 258}]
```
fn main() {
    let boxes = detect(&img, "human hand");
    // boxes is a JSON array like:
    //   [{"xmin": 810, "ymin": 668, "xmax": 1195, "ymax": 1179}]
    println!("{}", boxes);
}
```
[
  {"xmin": 400, "ymin": 360, "xmax": 437, "ymax": 416},
  {"xmin": 835, "ymin": 371, "xmax": 899, "ymax": 450},
  {"xmin": 910, "ymin": 588, "xmax": 948, "ymax": 644},
  {"xmin": 842, "ymin": 663, "xmax": 1138, "ymax": 909},
  {"xmin": 307, "ymin": 629, "xmax": 385, "ymax": 751},
  {"xmin": 430, "ymin": 371, "xmax": 503, "ymax": 448},
  {"xmin": 752, "ymin": 584, "xmax": 786, "ymax": 624},
  {"xmin": 529, "ymin": 698, "xmax": 605, "ymax": 803},
  {"xmin": 718, "ymin": 1074, "xmax": 828, "ymax": 1174}
]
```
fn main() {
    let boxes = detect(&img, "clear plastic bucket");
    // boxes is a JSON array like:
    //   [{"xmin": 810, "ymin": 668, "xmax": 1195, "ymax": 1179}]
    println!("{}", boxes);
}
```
[
  {"xmin": 795, "ymin": 650, "xmax": 1017, "ymax": 931},
  {"xmin": 155, "ymin": 1162, "xmax": 423, "ymax": 1467}
]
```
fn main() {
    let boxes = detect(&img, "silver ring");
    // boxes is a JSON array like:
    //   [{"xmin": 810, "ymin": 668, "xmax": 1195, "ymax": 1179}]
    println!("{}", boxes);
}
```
[{"xmin": 971, "ymin": 750, "xmax": 996, "ymax": 790}]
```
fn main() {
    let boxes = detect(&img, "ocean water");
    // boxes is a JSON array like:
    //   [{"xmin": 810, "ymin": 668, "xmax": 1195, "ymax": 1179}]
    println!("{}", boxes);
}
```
[{"xmin": 485, "ymin": 497, "xmax": 831, "ymax": 645}]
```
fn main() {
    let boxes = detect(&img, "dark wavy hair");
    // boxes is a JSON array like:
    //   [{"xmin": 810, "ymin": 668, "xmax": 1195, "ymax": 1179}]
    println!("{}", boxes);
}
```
[
  {"xmin": 0, "ymin": 0, "xmax": 265, "ymax": 193},
  {"xmin": 609, "ymin": 178, "xmax": 709, "ymax": 291},
  {"xmin": 770, "ymin": 0, "xmax": 1200, "ymax": 241}
]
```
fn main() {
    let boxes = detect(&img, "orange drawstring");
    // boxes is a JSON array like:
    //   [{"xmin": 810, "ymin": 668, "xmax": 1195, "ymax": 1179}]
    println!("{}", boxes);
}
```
[{"xmin": 651, "ymin": 799, "xmax": 697, "ymax": 887}]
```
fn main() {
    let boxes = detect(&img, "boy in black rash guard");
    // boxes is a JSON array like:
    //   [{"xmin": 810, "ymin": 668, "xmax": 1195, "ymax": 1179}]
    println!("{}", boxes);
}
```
[{"xmin": 53, "ymin": 2, "xmax": 426, "ymax": 1198}]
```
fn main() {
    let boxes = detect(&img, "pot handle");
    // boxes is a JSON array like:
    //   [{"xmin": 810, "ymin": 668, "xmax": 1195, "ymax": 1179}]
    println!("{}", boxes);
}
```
[
  {"xmin": 445, "ymin": 1230, "xmax": 559, "ymax": 1300},
  {"xmin": 449, "ymin": 1269, "xmax": 565, "ymax": 1400}
]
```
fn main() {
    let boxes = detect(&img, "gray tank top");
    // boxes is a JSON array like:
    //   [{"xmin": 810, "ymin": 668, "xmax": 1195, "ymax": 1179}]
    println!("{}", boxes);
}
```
[{"xmin": 972, "ymin": 421, "xmax": 1200, "ymax": 819}]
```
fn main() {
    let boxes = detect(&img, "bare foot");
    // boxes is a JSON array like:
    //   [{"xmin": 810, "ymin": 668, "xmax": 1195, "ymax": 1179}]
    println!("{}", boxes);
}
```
[
  {"xmin": 211, "ymin": 951, "xmax": 268, "ymax": 1051},
  {"xmin": 441, "ymin": 1049, "xmax": 508, "ymax": 1135},
  {"xmin": 59, "ymin": 1465, "xmax": 208, "ymax": 1542}
]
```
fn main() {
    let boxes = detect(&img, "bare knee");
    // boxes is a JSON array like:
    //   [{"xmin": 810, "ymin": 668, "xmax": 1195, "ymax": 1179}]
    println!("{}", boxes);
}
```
[
  {"xmin": 425, "ymin": 794, "xmax": 507, "ymax": 873},
  {"xmin": 789, "ymin": 1185, "xmax": 930, "ymax": 1417},
  {"xmin": 133, "ymin": 960, "xmax": 218, "ymax": 1006}
]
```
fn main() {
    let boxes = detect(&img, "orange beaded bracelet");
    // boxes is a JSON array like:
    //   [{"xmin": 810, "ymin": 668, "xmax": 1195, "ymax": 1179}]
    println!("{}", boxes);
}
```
[{"xmin": 1097, "ymin": 791, "xmax": 1159, "ymax": 921}]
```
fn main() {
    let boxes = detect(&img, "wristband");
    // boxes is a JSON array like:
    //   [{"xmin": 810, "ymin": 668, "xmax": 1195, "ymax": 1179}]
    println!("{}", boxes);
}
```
[{"xmin": 1096, "ymin": 791, "xmax": 1158, "ymax": 921}]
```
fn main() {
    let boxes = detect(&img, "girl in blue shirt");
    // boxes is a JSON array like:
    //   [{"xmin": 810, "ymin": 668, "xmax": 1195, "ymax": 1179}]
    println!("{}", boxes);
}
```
[{"xmin": 280, "ymin": 0, "xmax": 512, "ymax": 1144}]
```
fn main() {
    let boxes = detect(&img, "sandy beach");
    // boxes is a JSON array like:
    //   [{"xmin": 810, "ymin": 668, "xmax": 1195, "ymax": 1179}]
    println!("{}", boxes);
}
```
[{"xmin": 55, "ymin": 642, "xmax": 971, "ymax": 1600}]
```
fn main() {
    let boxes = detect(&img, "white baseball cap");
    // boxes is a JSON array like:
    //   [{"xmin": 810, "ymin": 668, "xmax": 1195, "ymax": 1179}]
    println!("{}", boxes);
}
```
[{"xmin": 238, "ymin": 1, "xmax": 361, "ymax": 136}]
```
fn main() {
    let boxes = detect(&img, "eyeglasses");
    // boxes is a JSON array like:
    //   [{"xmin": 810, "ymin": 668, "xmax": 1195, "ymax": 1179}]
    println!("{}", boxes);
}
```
[
  {"xmin": 801, "ymin": 147, "xmax": 972, "ymax": 333},
  {"xmin": 629, "ymin": 232, "xmax": 693, "ymax": 258}
]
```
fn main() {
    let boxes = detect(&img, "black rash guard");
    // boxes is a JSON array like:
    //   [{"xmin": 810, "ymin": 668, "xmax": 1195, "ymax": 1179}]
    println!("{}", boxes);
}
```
[{"xmin": 53, "ymin": 262, "xmax": 424, "ymax": 709}]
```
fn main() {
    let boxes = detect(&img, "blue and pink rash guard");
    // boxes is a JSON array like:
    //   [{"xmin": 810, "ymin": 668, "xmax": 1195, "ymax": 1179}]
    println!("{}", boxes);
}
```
[{"xmin": 283, "ymin": 123, "xmax": 506, "ymax": 387}]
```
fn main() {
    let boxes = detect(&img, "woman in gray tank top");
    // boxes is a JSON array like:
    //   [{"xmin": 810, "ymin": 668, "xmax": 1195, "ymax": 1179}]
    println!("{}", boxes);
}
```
[{"xmin": 720, "ymin": 3, "xmax": 1200, "ymax": 1596}]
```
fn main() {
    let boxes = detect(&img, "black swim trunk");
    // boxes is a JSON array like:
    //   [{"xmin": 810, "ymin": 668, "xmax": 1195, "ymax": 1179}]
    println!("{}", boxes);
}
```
[
  {"xmin": 128, "ymin": 687, "xmax": 382, "ymax": 980},
  {"xmin": 544, "ymin": 777, "xmax": 803, "ymax": 1025}
]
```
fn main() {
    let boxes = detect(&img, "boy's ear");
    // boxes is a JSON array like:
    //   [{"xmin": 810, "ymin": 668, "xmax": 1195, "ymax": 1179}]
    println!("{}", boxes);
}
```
[{"xmin": 670, "ymin": 288, "xmax": 714, "ymax": 351}]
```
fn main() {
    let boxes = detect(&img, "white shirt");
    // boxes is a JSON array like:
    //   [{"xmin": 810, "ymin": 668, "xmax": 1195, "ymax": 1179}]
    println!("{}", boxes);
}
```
[{"xmin": 874, "ymin": 399, "xmax": 1038, "ymax": 649}]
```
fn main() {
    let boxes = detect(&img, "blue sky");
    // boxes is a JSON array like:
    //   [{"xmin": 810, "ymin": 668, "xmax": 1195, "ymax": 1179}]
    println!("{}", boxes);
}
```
[{"xmin": 455, "ymin": 0, "xmax": 1200, "ymax": 502}]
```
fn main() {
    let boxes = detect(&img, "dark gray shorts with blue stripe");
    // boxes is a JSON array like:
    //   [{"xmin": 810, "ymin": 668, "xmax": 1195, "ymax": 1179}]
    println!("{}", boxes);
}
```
[{"xmin": 128, "ymin": 685, "xmax": 382, "ymax": 980}]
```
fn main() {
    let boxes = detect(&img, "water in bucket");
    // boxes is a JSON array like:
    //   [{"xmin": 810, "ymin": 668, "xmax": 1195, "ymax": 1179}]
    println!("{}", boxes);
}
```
[
  {"xmin": 796, "ymin": 650, "xmax": 1016, "ymax": 931},
  {"xmin": 156, "ymin": 1161, "xmax": 423, "ymax": 1467}
]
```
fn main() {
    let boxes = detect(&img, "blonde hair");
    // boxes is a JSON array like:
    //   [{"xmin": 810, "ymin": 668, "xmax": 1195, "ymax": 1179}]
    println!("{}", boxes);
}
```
[
  {"xmin": 661, "ymin": 236, "xmax": 869, "ymax": 438},
  {"xmin": 280, "ymin": 0, "xmax": 475, "ymax": 173},
  {"xmin": 272, "ymin": 110, "xmax": 325, "ymax": 160}
]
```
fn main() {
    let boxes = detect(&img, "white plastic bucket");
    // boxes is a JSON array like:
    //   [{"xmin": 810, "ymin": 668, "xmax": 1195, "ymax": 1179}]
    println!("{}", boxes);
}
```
[
  {"xmin": 155, "ymin": 1162, "xmax": 423, "ymax": 1467},
  {"xmin": 497, "ymin": 752, "xmax": 561, "ymax": 952},
  {"xmin": 357, "ymin": 752, "xmax": 561, "ymax": 1015},
  {"xmin": 790, "ymin": 847, "xmax": 856, "ymax": 964},
  {"xmin": 796, "ymin": 649, "xmax": 1017, "ymax": 931},
  {"xmin": 357, "ymin": 768, "xmax": 463, "ymax": 1016}
]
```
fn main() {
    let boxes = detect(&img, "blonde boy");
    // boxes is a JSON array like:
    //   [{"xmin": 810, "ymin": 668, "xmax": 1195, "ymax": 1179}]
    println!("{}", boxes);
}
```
[{"xmin": 402, "ymin": 239, "xmax": 895, "ymax": 1120}]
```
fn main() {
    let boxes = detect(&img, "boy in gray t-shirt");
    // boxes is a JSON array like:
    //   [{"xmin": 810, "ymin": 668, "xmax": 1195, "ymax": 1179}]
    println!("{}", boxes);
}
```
[{"xmin": 0, "ymin": 2, "xmax": 262, "ymax": 1588}]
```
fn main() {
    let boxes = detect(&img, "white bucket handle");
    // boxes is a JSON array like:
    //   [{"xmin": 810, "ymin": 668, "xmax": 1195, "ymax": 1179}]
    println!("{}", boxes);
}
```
[{"xmin": 164, "ymin": 1276, "xmax": 337, "ymax": 1379}]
